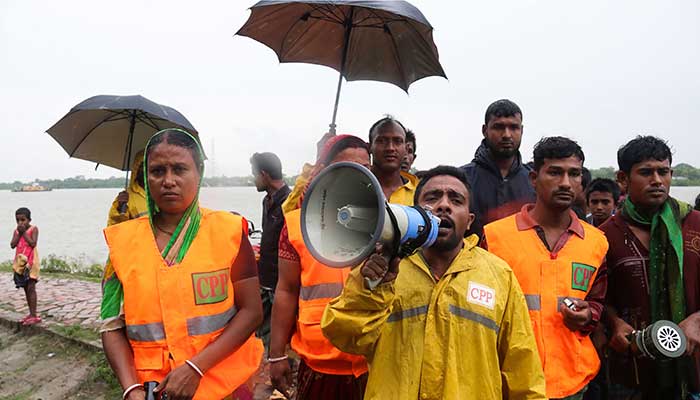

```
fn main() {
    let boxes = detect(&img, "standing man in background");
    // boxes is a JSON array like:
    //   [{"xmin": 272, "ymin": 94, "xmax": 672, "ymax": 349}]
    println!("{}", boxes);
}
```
[
  {"xmin": 461, "ymin": 99, "xmax": 535, "ymax": 237},
  {"xmin": 369, "ymin": 116, "xmax": 418, "ymax": 205},
  {"xmin": 401, "ymin": 129, "xmax": 417, "ymax": 173},
  {"xmin": 251, "ymin": 152, "xmax": 291, "ymax": 351}
]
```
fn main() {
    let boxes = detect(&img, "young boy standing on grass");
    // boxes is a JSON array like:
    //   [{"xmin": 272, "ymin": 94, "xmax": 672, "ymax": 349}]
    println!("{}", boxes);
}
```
[{"xmin": 11, "ymin": 207, "xmax": 41, "ymax": 325}]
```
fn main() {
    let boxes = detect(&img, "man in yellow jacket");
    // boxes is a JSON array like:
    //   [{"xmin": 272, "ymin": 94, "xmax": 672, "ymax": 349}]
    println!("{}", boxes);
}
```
[
  {"xmin": 321, "ymin": 166, "xmax": 546, "ymax": 400},
  {"xmin": 106, "ymin": 151, "xmax": 147, "ymax": 226}
]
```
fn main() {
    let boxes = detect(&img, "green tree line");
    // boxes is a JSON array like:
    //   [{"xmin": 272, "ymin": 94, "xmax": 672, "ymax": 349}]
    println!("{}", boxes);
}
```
[
  {"xmin": 0, "ymin": 174, "xmax": 298, "ymax": 190},
  {"xmin": 589, "ymin": 163, "xmax": 700, "ymax": 186},
  {"xmin": 2, "ymin": 164, "xmax": 698, "ymax": 190}
]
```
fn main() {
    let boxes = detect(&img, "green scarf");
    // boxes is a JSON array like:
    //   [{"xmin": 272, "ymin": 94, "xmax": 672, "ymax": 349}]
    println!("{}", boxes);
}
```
[
  {"xmin": 622, "ymin": 196, "xmax": 691, "ymax": 323},
  {"xmin": 144, "ymin": 129, "xmax": 204, "ymax": 265},
  {"xmin": 622, "ymin": 196, "xmax": 692, "ymax": 394}
]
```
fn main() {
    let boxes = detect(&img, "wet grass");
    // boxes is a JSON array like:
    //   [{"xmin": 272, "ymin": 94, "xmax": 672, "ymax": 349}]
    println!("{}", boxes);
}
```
[{"xmin": 0, "ymin": 257, "xmax": 103, "ymax": 283}]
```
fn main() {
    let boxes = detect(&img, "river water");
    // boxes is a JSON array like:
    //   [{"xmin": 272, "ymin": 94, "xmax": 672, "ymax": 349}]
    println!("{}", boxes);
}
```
[{"xmin": 1, "ymin": 186, "xmax": 698, "ymax": 264}]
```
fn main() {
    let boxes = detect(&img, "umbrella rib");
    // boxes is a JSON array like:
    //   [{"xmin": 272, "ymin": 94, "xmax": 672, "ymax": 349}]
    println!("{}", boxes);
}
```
[
  {"xmin": 384, "ymin": 22, "xmax": 410, "ymax": 91},
  {"xmin": 68, "ymin": 110, "xmax": 126, "ymax": 157},
  {"xmin": 320, "ymin": 4, "xmax": 345, "ymax": 24},
  {"xmin": 310, "ymin": 4, "xmax": 343, "ymax": 24},
  {"xmin": 141, "ymin": 112, "xmax": 164, "ymax": 131},
  {"xmin": 280, "ymin": 11, "xmax": 323, "ymax": 61},
  {"xmin": 134, "ymin": 111, "xmax": 161, "ymax": 131}
]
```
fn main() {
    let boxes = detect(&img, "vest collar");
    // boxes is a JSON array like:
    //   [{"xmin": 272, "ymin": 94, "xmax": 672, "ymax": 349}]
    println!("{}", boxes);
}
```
[{"xmin": 515, "ymin": 204, "xmax": 585, "ymax": 239}]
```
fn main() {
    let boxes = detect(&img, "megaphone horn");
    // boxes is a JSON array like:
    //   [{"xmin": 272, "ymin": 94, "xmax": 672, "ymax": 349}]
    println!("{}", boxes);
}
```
[{"xmin": 301, "ymin": 162, "xmax": 440, "ymax": 289}]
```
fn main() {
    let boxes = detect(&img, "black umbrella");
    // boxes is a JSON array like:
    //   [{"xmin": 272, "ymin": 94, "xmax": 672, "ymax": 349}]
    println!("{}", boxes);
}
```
[
  {"xmin": 236, "ymin": 0, "xmax": 446, "ymax": 133},
  {"xmin": 47, "ymin": 94, "xmax": 199, "ymax": 186}
]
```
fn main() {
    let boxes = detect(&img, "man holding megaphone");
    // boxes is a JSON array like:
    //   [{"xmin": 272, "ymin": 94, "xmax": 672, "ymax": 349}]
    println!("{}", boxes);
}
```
[{"xmin": 320, "ymin": 166, "xmax": 547, "ymax": 400}]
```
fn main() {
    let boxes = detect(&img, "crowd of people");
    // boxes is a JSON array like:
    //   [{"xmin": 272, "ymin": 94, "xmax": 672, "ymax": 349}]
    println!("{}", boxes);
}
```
[{"xmin": 9, "ymin": 99, "xmax": 700, "ymax": 400}]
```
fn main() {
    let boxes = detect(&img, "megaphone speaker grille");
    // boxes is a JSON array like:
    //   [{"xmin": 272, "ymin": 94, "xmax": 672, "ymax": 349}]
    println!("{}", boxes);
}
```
[{"xmin": 301, "ymin": 162, "xmax": 386, "ymax": 267}]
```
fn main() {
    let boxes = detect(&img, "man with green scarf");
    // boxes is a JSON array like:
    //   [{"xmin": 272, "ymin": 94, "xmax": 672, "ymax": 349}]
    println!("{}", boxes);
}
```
[{"xmin": 602, "ymin": 136, "xmax": 700, "ymax": 399}]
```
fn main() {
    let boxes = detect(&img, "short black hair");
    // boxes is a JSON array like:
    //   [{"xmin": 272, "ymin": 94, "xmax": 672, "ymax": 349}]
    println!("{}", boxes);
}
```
[
  {"xmin": 405, "ymin": 129, "xmax": 416, "ymax": 155},
  {"xmin": 586, "ymin": 178, "xmax": 621, "ymax": 204},
  {"xmin": 414, "ymin": 165, "xmax": 471, "ymax": 204},
  {"xmin": 582, "ymin": 167, "xmax": 592, "ymax": 190},
  {"xmin": 532, "ymin": 136, "xmax": 585, "ymax": 171},
  {"xmin": 484, "ymin": 99, "xmax": 522, "ymax": 125},
  {"xmin": 617, "ymin": 135, "xmax": 672, "ymax": 174},
  {"xmin": 323, "ymin": 136, "xmax": 369, "ymax": 165},
  {"xmin": 368, "ymin": 115, "xmax": 407, "ymax": 144},
  {"xmin": 250, "ymin": 152, "xmax": 283, "ymax": 180},
  {"xmin": 695, "ymin": 193, "xmax": 700, "ymax": 211},
  {"xmin": 147, "ymin": 129, "xmax": 204, "ymax": 175},
  {"xmin": 15, "ymin": 207, "xmax": 31, "ymax": 220}
]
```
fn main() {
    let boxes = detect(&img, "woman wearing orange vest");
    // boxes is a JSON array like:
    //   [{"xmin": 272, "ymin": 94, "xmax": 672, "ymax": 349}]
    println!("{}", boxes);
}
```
[
  {"xmin": 100, "ymin": 129, "xmax": 263, "ymax": 400},
  {"xmin": 270, "ymin": 135, "xmax": 370, "ymax": 399}
]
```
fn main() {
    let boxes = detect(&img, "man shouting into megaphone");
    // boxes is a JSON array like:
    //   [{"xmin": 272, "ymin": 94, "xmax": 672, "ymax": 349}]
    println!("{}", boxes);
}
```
[{"xmin": 321, "ymin": 166, "xmax": 547, "ymax": 400}]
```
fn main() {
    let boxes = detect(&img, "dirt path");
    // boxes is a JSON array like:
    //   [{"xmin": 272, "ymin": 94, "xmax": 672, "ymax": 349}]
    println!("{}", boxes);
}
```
[{"xmin": 0, "ymin": 324, "xmax": 118, "ymax": 400}]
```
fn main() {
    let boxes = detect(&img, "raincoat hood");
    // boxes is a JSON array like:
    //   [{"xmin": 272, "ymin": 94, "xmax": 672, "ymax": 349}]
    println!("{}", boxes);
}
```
[{"xmin": 128, "ymin": 150, "xmax": 146, "ymax": 195}]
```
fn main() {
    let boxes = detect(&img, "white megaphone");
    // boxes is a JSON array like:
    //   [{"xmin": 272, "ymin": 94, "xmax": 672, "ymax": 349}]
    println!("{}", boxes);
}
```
[{"xmin": 301, "ymin": 162, "xmax": 440, "ymax": 289}]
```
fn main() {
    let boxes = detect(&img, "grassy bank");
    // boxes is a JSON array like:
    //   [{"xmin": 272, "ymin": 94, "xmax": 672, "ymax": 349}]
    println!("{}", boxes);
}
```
[{"xmin": 0, "ymin": 254, "xmax": 104, "ymax": 282}]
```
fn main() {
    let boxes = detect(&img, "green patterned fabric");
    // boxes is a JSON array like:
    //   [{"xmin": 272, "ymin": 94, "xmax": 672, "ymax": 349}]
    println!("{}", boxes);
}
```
[
  {"xmin": 621, "ymin": 196, "xmax": 690, "ymax": 323},
  {"xmin": 621, "ymin": 196, "xmax": 692, "ymax": 394}
]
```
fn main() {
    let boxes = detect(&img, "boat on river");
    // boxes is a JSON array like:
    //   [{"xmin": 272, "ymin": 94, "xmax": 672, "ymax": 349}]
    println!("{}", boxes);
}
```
[{"xmin": 11, "ymin": 184, "xmax": 52, "ymax": 192}]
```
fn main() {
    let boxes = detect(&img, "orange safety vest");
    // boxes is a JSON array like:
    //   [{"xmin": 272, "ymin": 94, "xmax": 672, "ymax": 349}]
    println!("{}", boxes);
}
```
[
  {"xmin": 483, "ymin": 214, "xmax": 608, "ymax": 399},
  {"xmin": 285, "ymin": 209, "xmax": 368, "ymax": 377},
  {"xmin": 104, "ymin": 209, "xmax": 263, "ymax": 400}
]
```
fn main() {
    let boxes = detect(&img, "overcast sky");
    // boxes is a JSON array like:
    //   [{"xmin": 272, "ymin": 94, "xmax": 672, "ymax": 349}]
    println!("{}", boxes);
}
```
[{"xmin": 1, "ymin": 0, "xmax": 698, "ymax": 182}]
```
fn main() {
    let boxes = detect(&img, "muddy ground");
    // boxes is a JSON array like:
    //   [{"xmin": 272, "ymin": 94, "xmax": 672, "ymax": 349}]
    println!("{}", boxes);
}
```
[
  {"xmin": 0, "ymin": 324, "xmax": 118, "ymax": 400},
  {"xmin": 0, "ymin": 324, "xmax": 289, "ymax": 400}
]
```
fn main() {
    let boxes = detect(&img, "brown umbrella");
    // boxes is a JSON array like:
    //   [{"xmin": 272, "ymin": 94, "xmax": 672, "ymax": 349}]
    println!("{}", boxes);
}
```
[{"xmin": 237, "ymin": 0, "xmax": 447, "ymax": 133}]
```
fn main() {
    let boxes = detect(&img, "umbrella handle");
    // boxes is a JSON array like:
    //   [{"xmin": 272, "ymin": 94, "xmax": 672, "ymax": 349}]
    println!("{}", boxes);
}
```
[{"xmin": 328, "ymin": 9, "xmax": 354, "ymax": 136}]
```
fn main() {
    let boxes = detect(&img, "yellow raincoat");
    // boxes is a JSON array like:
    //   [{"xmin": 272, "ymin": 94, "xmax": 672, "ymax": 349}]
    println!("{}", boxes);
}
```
[
  {"xmin": 321, "ymin": 236, "xmax": 546, "ymax": 400},
  {"xmin": 106, "ymin": 151, "xmax": 147, "ymax": 226}
]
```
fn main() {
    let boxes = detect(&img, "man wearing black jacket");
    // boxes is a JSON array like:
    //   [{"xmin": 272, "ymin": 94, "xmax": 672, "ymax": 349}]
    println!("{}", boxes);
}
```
[{"xmin": 462, "ymin": 99, "xmax": 535, "ymax": 237}]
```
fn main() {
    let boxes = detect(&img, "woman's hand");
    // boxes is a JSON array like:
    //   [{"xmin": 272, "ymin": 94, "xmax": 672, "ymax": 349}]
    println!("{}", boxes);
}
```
[
  {"xmin": 126, "ymin": 387, "xmax": 146, "ymax": 400},
  {"xmin": 270, "ymin": 359, "xmax": 293, "ymax": 398},
  {"xmin": 154, "ymin": 364, "xmax": 202, "ymax": 400}
]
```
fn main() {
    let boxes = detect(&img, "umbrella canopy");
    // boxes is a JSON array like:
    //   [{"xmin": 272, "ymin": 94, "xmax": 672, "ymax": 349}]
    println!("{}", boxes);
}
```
[
  {"xmin": 236, "ymin": 0, "xmax": 446, "ymax": 132},
  {"xmin": 47, "ymin": 95, "xmax": 199, "ymax": 172}
]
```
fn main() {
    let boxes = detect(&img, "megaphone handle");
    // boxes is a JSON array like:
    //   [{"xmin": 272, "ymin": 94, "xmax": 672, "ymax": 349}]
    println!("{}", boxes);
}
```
[{"xmin": 363, "ymin": 253, "xmax": 392, "ymax": 291}]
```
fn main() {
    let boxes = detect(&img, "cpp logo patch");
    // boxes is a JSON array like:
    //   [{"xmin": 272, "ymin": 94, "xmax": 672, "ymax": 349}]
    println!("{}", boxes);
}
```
[
  {"xmin": 192, "ymin": 269, "xmax": 229, "ymax": 305},
  {"xmin": 467, "ymin": 281, "xmax": 496, "ymax": 310},
  {"xmin": 571, "ymin": 263, "xmax": 596, "ymax": 292}
]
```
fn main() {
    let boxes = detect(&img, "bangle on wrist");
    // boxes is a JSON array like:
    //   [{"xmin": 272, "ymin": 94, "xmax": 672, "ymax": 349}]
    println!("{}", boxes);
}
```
[
  {"xmin": 185, "ymin": 359, "xmax": 205, "ymax": 378},
  {"xmin": 267, "ymin": 354, "xmax": 289, "ymax": 363},
  {"xmin": 122, "ymin": 383, "xmax": 143, "ymax": 399}
]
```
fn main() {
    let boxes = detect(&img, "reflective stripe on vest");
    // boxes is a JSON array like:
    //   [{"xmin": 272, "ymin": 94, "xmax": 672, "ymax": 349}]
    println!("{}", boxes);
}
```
[
  {"xmin": 105, "ymin": 209, "xmax": 263, "ymax": 400},
  {"xmin": 448, "ymin": 304, "xmax": 500, "ymax": 334},
  {"xmin": 127, "ymin": 306, "xmax": 238, "ymax": 341},
  {"xmin": 127, "ymin": 321, "xmax": 166, "ymax": 342},
  {"xmin": 187, "ymin": 305, "xmax": 237, "ymax": 336},
  {"xmin": 285, "ymin": 209, "xmax": 368, "ymax": 377},
  {"xmin": 388, "ymin": 305, "xmax": 429, "ymax": 322},
  {"xmin": 524, "ymin": 294, "xmax": 541, "ymax": 311},
  {"xmin": 300, "ymin": 282, "xmax": 344, "ymax": 301}
]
